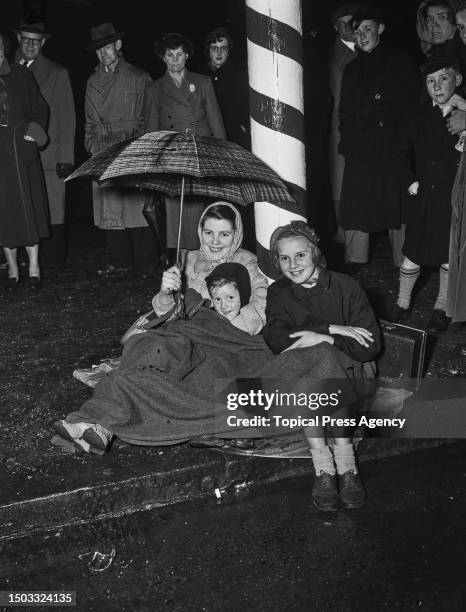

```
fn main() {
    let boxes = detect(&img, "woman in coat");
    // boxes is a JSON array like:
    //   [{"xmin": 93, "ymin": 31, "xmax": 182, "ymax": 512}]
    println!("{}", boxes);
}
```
[
  {"xmin": 144, "ymin": 33, "xmax": 226, "ymax": 255},
  {"xmin": 0, "ymin": 32, "xmax": 49, "ymax": 290}
]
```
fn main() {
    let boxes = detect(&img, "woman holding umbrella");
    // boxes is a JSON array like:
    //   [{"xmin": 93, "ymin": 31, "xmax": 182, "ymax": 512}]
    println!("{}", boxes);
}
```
[
  {"xmin": 152, "ymin": 201, "xmax": 267, "ymax": 336},
  {"xmin": 143, "ymin": 33, "xmax": 226, "ymax": 256}
]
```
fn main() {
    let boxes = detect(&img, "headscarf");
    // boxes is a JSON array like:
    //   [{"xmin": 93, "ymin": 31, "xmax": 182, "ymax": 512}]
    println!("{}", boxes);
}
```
[
  {"xmin": 205, "ymin": 262, "xmax": 251, "ymax": 307},
  {"xmin": 417, "ymin": 0, "xmax": 456, "ymax": 55},
  {"xmin": 197, "ymin": 201, "xmax": 243, "ymax": 263}
]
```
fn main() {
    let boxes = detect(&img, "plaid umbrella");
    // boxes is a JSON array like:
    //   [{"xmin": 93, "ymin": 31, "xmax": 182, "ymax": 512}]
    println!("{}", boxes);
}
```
[{"xmin": 68, "ymin": 130, "xmax": 297, "ymax": 263}]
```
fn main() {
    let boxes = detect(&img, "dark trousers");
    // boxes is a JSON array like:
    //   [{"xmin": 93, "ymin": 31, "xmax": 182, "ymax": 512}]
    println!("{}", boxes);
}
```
[
  {"xmin": 40, "ymin": 224, "xmax": 66, "ymax": 267},
  {"xmin": 106, "ymin": 227, "xmax": 157, "ymax": 268}
]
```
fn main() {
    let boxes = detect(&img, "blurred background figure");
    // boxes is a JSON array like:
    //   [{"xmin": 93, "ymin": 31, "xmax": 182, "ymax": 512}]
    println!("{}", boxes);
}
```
[
  {"xmin": 85, "ymin": 22, "xmax": 155, "ymax": 275},
  {"xmin": 200, "ymin": 26, "xmax": 250, "ymax": 150},
  {"xmin": 15, "ymin": 20, "xmax": 75, "ymax": 268},
  {"xmin": 0, "ymin": 30, "xmax": 49, "ymax": 291},
  {"xmin": 326, "ymin": 3, "xmax": 359, "ymax": 245}
]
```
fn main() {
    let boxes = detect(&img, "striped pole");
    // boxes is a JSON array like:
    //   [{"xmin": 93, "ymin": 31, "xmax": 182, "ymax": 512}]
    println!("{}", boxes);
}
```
[{"xmin": 246, "ymin": 0, "xmax": 307, "ymax": 280}]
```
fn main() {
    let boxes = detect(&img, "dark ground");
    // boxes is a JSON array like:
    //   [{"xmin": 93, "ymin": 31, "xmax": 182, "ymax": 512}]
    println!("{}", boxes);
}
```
[{"xmin": 3, "ymin": 442, "xmax": 466, "ymax": 611}]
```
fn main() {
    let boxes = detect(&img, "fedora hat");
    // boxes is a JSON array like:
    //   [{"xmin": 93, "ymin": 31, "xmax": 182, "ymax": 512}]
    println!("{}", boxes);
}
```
[
  {"xmin": 14, "ymin": 21, "xmax": 51, "ymax": 40},
  {"xmin": 86, "ymin": 22, "xmax": 124, "ymax": 52}
]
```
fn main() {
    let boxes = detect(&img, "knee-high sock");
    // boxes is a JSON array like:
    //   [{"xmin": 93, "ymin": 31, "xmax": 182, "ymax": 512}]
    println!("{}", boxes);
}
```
[
  {"xmin": 310, "ymin": 446, "xmax": 336, "ymax": 476},
  {"xmin": 333, "ymin": 444, "xmax": 358, "ymax": 475},
  {"xmin": 434, "ymin": 264, "xmax": 449, "ymax": 311},
  {"xmin": 397, "ymin": 265, "xmax": 420, "ymax": 309}
]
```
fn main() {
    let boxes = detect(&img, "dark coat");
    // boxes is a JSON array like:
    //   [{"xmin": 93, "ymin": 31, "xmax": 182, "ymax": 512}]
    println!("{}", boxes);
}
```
[
  {"xmin": 16, "ymin": 52, "xmax": 76, "ymax": 225},
  {"xmin": 395, "ymin": 101, "xmax": 460, "ymax": 265},
  {"xmin": 0, "ymin": 61, "xmax": 49, "ymax": 247},
  {"xmin": 262, "ymin": 270, "xmax": 381, "ymax": 363},
  {"xmin": 199, "ymin": 61, "xmax": 250, "ymax": 149},
  {"xmin": 339, "ymin": 44, "xmax": 420, "ymax": 232},
  {"xmin": 143, "ymin": 70, "xmax": 226, "ymax": 138},
  {"xmin": 326, "ymin": 39, "xmax": 356, "ymax": 202}
]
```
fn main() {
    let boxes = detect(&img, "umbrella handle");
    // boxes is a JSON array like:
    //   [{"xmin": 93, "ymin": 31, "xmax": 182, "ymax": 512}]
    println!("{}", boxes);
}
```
[{"xmin": 175, "ymin": 176, "xmax": 185, "ymax": 269}]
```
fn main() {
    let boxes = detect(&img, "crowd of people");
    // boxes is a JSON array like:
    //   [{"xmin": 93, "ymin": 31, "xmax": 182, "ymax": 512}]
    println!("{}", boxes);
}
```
[
  {"xmin": 3, "ymin": 2, "xmax": 466, "ymax": 512},
  {"xmin": 0, "ymin": 19, "xmax": 249, "ymax": 285}
]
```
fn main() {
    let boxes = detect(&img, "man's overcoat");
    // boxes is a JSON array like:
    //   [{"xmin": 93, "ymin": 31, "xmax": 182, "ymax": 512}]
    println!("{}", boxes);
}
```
[{"xmin": 85, "ymin": 58, "xmax": 152, "ymax": 229}]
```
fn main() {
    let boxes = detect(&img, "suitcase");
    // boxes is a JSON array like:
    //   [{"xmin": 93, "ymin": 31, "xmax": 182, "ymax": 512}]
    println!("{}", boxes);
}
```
[{"xmin": 377, "ymin": 320, "xmax": 427, "ymax": 388}]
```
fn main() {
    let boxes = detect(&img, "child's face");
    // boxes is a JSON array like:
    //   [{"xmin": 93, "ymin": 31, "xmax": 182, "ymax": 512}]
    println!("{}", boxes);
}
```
[
  {"xmin": 277, "ymin": 237, "xmax": 318, "ymax": 285},
  {"xmin": 354, "ymin": 19, "xmax": 384, "ymax": 53},
  {"xmin": 201, "ymin": 217, "xmax": 234, "ymax": 261},
  {"xmin": 426, "ymin": 67, "xmax": 460, "ymax": 105},
  {"xmin": 211, "ymin": 283, "xmax": 241, "ymax": 321}
]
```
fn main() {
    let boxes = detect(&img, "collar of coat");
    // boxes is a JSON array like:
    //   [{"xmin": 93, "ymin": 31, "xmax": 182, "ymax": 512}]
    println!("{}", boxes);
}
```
[{"xmin": 289, "ymin": 269, "xmax": 331, "ymax": 300}]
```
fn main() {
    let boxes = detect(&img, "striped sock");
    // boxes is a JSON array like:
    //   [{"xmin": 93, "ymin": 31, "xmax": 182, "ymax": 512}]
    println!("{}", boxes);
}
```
[
  {"xmin": 397, "ymin": 265, "xmax": 420, "ymax": 309},
  {"xmin": 434, "ymin": 264, "xmax": 449, "ymax": 311}
]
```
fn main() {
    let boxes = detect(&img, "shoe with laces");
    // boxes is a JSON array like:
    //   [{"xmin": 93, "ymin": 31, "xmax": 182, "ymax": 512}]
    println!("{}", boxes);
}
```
[
  {"xmin": 54, "ymin": 420, "xmax": 92, "ymax": 442},
  {"xmin": 82, "ymin": 423, "xmax": 113, "ymax": 452},
  {"xmin": 338, "ymin": 470, "xmax": 366, "ymax": 509},
  {"xmin": 387, "ymin": 303, "xmax": 410, "ymax": 323},
  {"xmin": 311, "ymin": 471, "xmax": 338, "ymax": 511}
]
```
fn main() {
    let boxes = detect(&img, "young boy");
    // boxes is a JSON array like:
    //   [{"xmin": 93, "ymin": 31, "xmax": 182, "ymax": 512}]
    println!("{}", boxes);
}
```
[
  {"xmin": 205, "ymin": 262, "xmax": 251, "ymax": 323},
  {"xmin": 262, "ymin": 222, "xmax": 380, "ymax": 511},
  {"xmin": 390, "ymin": 53, "xmax": 463, "ymax": 332}
]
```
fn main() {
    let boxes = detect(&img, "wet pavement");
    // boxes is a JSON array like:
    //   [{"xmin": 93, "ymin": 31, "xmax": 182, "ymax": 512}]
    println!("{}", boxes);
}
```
[{"xmin": 2, "ymin": 442, "xmax": 466, "ymax": 611}]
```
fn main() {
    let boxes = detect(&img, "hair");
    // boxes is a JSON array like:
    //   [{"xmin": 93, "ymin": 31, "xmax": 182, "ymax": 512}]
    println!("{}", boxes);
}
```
[
  {"xmin": 422, "ymin": 0, "xmax": 455, "ymax": 25},
  {"xmin": 351, "ymin": 6, "xmax": 385, "ymax": 29},
  {"xmin": 155, "ymin": 33, "xmax": 194, "ymax": 59},
  {"xmin": 206, "ymin": 277, "xmax": 239, "ymax": 296},
  {"xmin": 271, "ymin": 228, "xmax": 326, "ymax": 271},
  {"xmin": 204, "ymin": 27, "xmax": 233, "ymax": 57},
  {"xmin": 0, "ymin": 31, "xmax": 11, "ymax": 58},
  {"xmin": 200, "ymin": 204, "xmax": 236, "ymax": 230},
  {"xmin": 454, "ymin": 1, "xmax": 466, "ymax": 14}
]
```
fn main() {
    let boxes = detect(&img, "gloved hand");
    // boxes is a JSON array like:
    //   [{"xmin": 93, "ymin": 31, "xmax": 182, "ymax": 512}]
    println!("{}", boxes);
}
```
[{"xmin": 56, "ymin": 163, "xmax": 74, "ymax": 179}]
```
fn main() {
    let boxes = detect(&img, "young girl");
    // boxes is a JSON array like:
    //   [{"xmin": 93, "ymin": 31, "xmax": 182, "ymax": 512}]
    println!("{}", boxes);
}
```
[
  {"xmin": 205, "ymin": 262, "xmax": 251, "ymax": 323},
  {"xmin": 262, "ymin": 221, "xmax": 380, "ymax": 511},
  {"xmin": 152, "ymin": 201, "xmax": 267, "ymax": 335}
]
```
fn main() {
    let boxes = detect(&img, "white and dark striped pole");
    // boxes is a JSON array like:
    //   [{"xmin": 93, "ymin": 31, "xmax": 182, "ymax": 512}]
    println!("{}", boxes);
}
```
[{"xmin": 246, "ymin": 0, "xmax": 307, "ymax": 280}]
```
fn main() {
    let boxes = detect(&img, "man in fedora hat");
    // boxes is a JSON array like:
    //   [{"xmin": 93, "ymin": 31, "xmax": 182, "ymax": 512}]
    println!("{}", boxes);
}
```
[
  {"xmin": 85, "ymin": 22, "xmax": 155, "ymax": 274},
  {"xmin": 15, "ymin": 21, "xmax": 75, "ymax": 267}
]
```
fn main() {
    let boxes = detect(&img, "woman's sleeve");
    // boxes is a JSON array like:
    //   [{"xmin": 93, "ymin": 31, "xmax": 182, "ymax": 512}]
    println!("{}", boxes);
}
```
[
  {"xmin": 143, "ymin": 82, "xmax": 160, "ymax": 132},
  {"xmin": 26, "ymin": 68, "xmax": 49, "ymax": 131},
  {"xmin": 262, "ymin": 285, "xmax": 296, "ymax": 354},
  {"xmin": 204, "ymin": 78, "xmax": 227, "ymax": 139},
  {"xmin": 331, "ymin": 280, "xmax": 381, "ymax": 362},
  {"xmin": 229, "ymin": 256, "xmax": 267, "ymax": 335}
]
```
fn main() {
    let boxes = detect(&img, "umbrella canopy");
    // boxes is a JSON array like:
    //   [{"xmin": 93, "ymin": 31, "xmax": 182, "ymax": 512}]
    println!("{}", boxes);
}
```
[
  {"xmin": 67, "ymin": 130, "xmax": 296, "ymax": 205},
  {"xmin": 100, "ymin": 174, "xmax": 294, "ymax": 208}
]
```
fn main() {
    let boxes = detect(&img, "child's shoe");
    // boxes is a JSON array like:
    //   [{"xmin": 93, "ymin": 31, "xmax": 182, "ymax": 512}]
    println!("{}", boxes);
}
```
[
  {"xmin": 312, "ymin": 471, "xmax": 338, "ymax": 511},
  {"xmin": 427, "ymin": 309, "xmax": 450, "ymax": 334},
  {"xmin": 338, "ymin": 470, "xmax": 366, "ymax": 509},
  {"xmin": 54, "ymin": 420, "xmax": 91, "ymax": 442},
  {"xmin": 82, "ymin": 423, "xmax": 113, "ymax": 452}
]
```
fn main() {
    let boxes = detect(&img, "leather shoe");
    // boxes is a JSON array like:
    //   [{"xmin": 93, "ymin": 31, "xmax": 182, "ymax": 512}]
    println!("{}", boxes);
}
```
[
  {"xmin": 6, "ymin": 277, "xmax": 19, "ymax": 292},
  {"xmin": 28, "ymin": 275, "xmax": 42, "ymax": 290},
  {"xmin": 386, "ymin": 303, "xmax": 410, "ymax": 323},
  {"xmin": 427, "ymin": 309, "xmax": 450, "ymax": 334},
  {"xmin": 458, "ymin": 344, "xmax": 466, "ymax": 357},
  {"xmin": 312, "ymin": 471, "xmax": 338, "ymax": 511},
  {"xmin": 338, "ymin": 470, "xmax": 366, "ymax": 509}
]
